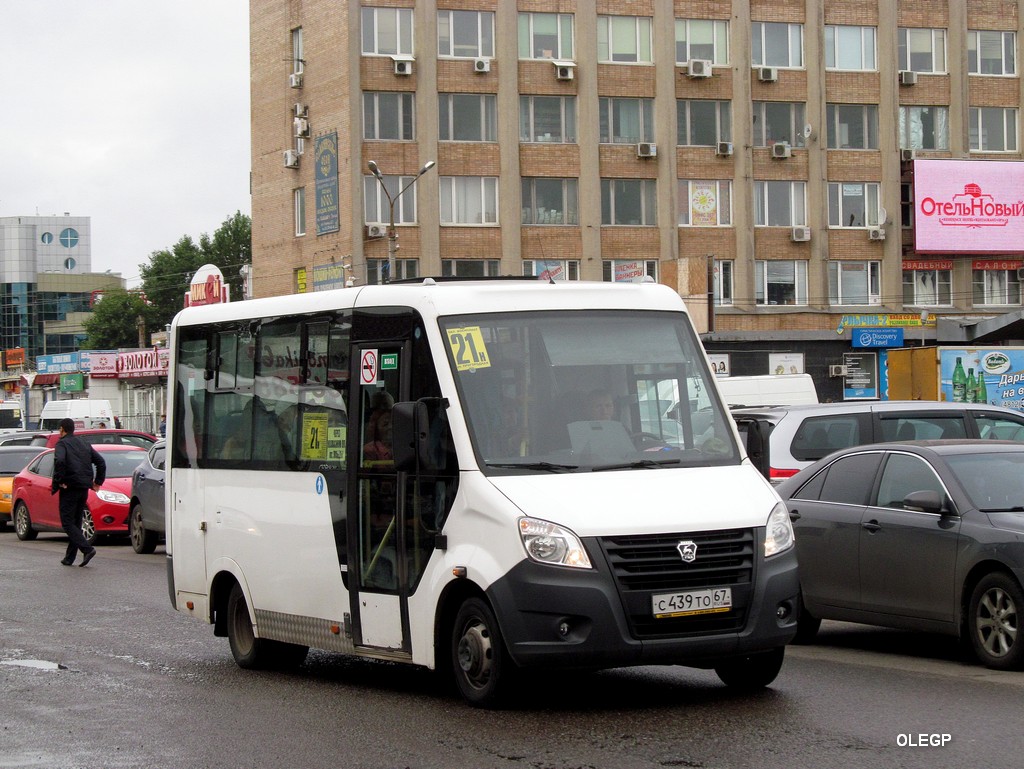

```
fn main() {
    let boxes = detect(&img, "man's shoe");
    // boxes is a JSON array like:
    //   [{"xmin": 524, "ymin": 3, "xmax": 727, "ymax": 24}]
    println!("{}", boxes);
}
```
[
  {"xmin": 79, "ymin": 549, "xmax": 96, "ymax": 567},
  {"xmin": 60, "ymin": 558, "xmax": 75, "ymax": 566}
]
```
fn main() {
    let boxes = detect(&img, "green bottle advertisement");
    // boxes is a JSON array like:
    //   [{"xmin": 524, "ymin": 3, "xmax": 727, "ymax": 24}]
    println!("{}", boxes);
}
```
[
  {"xmin": 977, "ymin": 371, "xmax": 989, "ymax": 404},
  {"xmin": 952, "ymin": 357, "xmax": 967, "ymax": 402},
  {"xmin": 966, "ymin": 368, "xmax": 977, "ymax": 403}
]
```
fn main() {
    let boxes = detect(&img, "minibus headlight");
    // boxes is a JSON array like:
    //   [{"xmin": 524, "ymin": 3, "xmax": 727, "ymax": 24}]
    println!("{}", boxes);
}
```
[
  {"xmin": 764, "ymin": 502, "xmax": 795, "ymax": 557},
  {"xmin": 518, "ymin": 517, "xmax": 592, "ymax": 569},
  {"xmin": 96, "ymin": 490, "xmax": 130, "ymax": 505}
]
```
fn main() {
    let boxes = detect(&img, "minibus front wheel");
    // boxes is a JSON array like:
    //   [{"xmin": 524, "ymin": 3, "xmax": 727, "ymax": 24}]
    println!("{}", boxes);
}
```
[
  {"xmin": 713, "ymin": 647, "xmax": 785, "ymax": 690},
  {"xmin": 451, "ymin": 597, "xmax": 512, "ymax": 707}
]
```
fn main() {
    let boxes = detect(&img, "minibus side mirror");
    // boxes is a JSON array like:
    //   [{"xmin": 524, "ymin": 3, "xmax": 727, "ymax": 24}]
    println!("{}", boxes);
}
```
[
  {"xmin": 739, "ymin": 417, "xmax": 770, "ymax": 479},
  {"xmin": 392, "ymin": 401, "xmax": 437, "ymax": 473}
]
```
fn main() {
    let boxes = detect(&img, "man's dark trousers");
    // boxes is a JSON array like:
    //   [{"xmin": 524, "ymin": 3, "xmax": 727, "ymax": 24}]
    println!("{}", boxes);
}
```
[{"xmin": 59, "ymin": 486, "xmax": 92, "ymax": 562}]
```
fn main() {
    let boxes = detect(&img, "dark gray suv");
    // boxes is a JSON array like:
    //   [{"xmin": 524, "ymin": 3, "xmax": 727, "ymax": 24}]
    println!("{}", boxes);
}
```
[{"xmin": 129, "ymin": 440, "xmax": 165, "ymax": 554}]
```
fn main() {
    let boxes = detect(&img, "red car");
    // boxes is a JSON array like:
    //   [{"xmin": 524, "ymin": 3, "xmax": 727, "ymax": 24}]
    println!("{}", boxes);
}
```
[{"xmin": 12, "ymin": 444, "xmax": 147, "ymax": 545}]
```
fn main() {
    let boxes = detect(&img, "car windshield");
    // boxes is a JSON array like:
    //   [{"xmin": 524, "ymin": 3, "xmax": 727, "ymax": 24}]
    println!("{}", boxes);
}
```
[
  {"xmin": 440, "ymin": 309, "xmax": 738, "ymax": 473},
  {"xmin": 101, "ymin": 452, "xmax": 148, "ymax": 478},
  {"xmin": 944, "ymin": 451, "xmax": 1024, "ymax": 511}
]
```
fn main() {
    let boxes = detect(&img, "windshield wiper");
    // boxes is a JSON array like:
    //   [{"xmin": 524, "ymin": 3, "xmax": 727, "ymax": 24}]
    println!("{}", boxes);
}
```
[
  {"xmin": 486, "ymin": 461, "xmax": 579, "ymax": 473},
  {"xmin": 592, "ymin": 458, "xmax": 683, "ymax": 472}
]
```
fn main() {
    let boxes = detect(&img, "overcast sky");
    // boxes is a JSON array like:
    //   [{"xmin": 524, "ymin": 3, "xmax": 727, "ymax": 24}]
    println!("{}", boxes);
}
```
[{"xmin": 0, "ymin": 1, "xmax": 250, "ymax": 287}]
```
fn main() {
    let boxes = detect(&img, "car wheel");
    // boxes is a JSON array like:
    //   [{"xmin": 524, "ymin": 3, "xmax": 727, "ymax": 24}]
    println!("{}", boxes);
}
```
[
  {"xmin": 81, "ymin": 508, "xmax": 97, "ymax": 546},
  {"xmin": 968, "ymin": 572, "xmax": 1024, "ymax": 670},
  {"xmin": 451, "ymin": 597, "xmax": 514, "ymax": 708},
  {"xmin": 792, "ymin": 591, "xmax": 821, "ymax": 644},
  {"xmin": 714, "ymin": 647, "xmax": 786, "ymax": 690},
  {"xmin": 14, "ymin": 501, "xmax": 37, "ymax": 541},
  {"xmin": 130, "ymin": 503, "xmax": 157, "ymax": 554},
  {"xmin": 226, "ymin": 583, "xmax": 308, "ymax": 670}
]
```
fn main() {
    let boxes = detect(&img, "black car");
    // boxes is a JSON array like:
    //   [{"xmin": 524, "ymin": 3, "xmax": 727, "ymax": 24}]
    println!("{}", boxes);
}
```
[
  {"xmin": 129, "ymin": 440, "xmax": 166, "ymax": 554},
  {"xmin": 777, "ymin": 440, "xmax": 1024, "ymax": 670}
]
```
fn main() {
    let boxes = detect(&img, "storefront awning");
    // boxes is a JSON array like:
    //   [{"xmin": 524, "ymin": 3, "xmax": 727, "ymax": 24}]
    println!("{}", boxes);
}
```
[{"xmin": 32, "ymin": 374, "xmax": 61, "ymax": 385}]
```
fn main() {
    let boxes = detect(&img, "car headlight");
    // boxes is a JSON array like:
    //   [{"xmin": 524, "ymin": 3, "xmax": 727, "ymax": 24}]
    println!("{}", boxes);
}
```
[
  {"xmin": 96, "ymin": 490, "xmax": 130, "ymax": 505},
  {"xmin": 518, "ymin": 517, "xmax": 592, "ymax": 569},
  {"xmin": 764, "ymin": 501, "xmax": 795, "ymax": 557},
  {"xmin": 1, "ymin": 492, "xmax": 10, "ymax": 501}
]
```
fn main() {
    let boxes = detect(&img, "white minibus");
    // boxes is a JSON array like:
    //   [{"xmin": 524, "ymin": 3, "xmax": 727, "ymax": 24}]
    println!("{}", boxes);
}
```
[{"xmin": 166, "ymin": 278, "xmax": 798, "ymax": 706}]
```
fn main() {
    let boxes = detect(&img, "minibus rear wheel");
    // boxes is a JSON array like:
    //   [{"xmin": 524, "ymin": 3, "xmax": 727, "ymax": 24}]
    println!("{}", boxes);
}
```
[
  {"xmin": 451, "ymin": 597, "xmax": 512, "ymax": 707},
  {"xmin": 226, "ymin": 583, "xmax": 308, "ymax": 670}
]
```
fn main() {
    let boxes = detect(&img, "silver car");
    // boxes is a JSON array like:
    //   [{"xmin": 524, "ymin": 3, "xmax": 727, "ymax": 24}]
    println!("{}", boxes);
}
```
[
  {"xmin": 129, "ymin": 440, "xmax": 165, "ymax": 554},
  {"xmin": 776, "ymin": 440, "xmax": 1024, "ymax": 670},
  {"xmin": 733, "ymin": 400, "xmax": 1024, "ymax": 483}
]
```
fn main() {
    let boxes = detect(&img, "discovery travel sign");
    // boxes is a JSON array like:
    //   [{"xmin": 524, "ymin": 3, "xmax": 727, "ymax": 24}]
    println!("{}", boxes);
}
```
[{"xmin": 914, "ymin": 159, "xmax": 1024, "ymax": 254}]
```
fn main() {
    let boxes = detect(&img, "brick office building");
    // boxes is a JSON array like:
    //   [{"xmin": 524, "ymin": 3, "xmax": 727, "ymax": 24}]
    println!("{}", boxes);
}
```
[{"xmin": 249, "ymin": 1, "xmax": 1024, "ymax": 401}]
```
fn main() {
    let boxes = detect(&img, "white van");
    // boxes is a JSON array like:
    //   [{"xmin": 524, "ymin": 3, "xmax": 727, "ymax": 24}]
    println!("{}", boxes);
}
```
[
  {"xmin": 39, "ymin": 399, "xmax": 115, "ymax": 430},
  {"xmin": 716, "ymin": 374, "xmax": 819, "ymax": 409}
]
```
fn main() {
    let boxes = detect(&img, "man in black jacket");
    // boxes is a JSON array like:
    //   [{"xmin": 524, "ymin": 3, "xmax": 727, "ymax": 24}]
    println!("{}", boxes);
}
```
[{"xmin": 51, "ymin": 418, "xmax": 106, "ymax": 567}]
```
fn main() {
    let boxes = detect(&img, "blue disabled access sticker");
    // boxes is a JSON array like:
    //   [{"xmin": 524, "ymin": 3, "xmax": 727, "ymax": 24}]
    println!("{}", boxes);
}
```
[{"xmin": 315, "ymin": 476, "xmax": 324, "ymax": 495}]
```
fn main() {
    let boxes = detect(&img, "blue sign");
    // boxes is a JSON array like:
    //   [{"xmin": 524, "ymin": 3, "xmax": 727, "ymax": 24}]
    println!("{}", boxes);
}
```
[
  {"xmin": 853, "ymin": 328, "xmax": 905, "ymax": 348},
  {"xmin": 315, "ymin": 132, "xmax": 340, "ymax": 236}
]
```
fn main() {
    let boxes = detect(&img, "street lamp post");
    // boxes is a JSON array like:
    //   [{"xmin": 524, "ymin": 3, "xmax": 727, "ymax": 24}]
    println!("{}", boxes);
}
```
[{"xmin": 367, "ymin": 159, "xmax": 436, "ymax": 284}]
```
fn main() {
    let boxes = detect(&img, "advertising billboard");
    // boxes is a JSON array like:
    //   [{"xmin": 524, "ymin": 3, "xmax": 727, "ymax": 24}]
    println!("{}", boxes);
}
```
[{"xmin": 913, "ymin": 159, "xmax": 1024, "ymax": 254}]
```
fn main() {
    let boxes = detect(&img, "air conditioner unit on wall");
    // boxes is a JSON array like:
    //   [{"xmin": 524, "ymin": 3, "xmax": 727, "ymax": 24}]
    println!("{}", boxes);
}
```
[
  {"xmin": 366, "ymin": 223, "xmax": 386, "ymax": 239},
  {"xmin": 869, "ymin": 227, "xmax": 886, "ymax": 241},
  {"xmin": 473, "ymin": 57, "xmax": 491, "ymax": 73},
  {"xmin": 392, "ymin": 56, "xmax": 414, "ymax": 76},
  {"xmin": 757, "ymin": 66, "xmax": 778, "ymax": 82},
  {"xmin": 283, "ymin": 150, "xmax": 299, "ymax": 168},
  {"xmin": 293, "ymin": 117, "xmax": 310, "ymax": 138},
  {"xmin": 791, "ymin": 226, "xmax": 811, "ymax": 242},
  {"xmin": 636, "ymin": 142, "xmax": 657, "ymax": 158},
  {"xmin": 289, "ymin": 72, "xmax": 303, "ymax": 89},
  {"xmin": 717, "ymin": 141, "xmax": 734, "ymax": 156},
  {"xmin": 554, "ymin": 60, "xmax": 575, "ymax": 80},
  {"xmin": 829, "ymin": 364, "xmax": 848, "ymax": 377},
  {"xmin": 771, "ymin": 142, "xmax": 792, "ymax": 159},
  {"xmin": 901, "ymin": 149, "xmax": 916, "ymax": 163},
  {"xmin": 899, "ymin": 70, "xmax": 918, "ymax": 86},
  {"xmin": 294, "ymin": 103, "xmax": 307, "ymax": 118},
  {"xmin": 687, "ymin": 59, "xmax": 712, "ymax": 78}
]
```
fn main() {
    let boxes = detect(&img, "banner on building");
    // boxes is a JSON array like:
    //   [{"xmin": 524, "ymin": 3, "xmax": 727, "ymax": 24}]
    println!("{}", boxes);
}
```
[{"xmin": 315, "ymin": 132, "xmax": 340, "ymax": 236}]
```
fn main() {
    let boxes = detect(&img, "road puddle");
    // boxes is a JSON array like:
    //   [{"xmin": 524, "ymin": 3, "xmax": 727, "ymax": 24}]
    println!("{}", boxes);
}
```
[{"xmin": 1, "ymin": 659, "xmax": 67, "ymax": 670}]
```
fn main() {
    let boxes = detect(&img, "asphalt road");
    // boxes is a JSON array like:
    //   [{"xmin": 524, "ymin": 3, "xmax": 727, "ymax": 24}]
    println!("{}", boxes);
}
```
[{"xmin": 2, "ymin": 535, "xmax": 1022, "ymax": 769}]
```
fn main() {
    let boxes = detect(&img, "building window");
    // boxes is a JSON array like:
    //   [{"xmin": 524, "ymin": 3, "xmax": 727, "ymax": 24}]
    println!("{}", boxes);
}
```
[
  {"xmin": 294, "ymin": 188, "xmax": 306, "ymax": 237},
  {"xmin": 828, "ymin": 182, "xmax": 881, "ymax": 228},
  {"xmin": 714, "ymin": 260, "xmax": 734, "ymax": 306},
  {"xmin": 521, "ymin": 178, "xmax": 579, "ymax": 225},
  {"xmin": 901, "ymin": 183, "xmax": 914, "ymax": 228},
  {"xmin": 518, "ymin": 12, "xmax": 573, "ymax": 60},
  {"xmin": 677, "ymin": 100, "xmax": 731, "ymax": 145},
  {"xmin": 291, "ymin": 27, "xmax": 304, "ymax": 74},
  {"xmin": 826, "ymin": 104, "xmax": 879, "ymax": 149},
  {"xmin": 523, "ymin": 260, "xmax": 580, "ymax": 281},
  {"xmin": 361, "ymin": 7, "xmax": 414, "ymax": 56},
  {"xmin": 903, "ymin": 268, "xmax": 952, "ymax": 306},
  {"xmin": 825, "ymin": 25, "xmax": 876, "ymax": 71},
  {"xmin": 751, "ymin": 22, "xmax": 803, "ymax": 68},
  {"xmin": 440, "ymin": 177, "xmax": 498, "ymax": 225},
  {"xmin": 367, "ymin": 259, "xmax": 418, "ymax": 286},
  {"xmin": 598, "ymin": 98, "xmax": 654, "ymax": 143},
  {"xmin": 899, "ymin": 106, "xmax": 950, "ymax": 150},
  {"xmin": 363, "ymin": 175, "xmax": 418, "ymax": 225},
  {"xmin": 520, "ymin": 95, "xmax": 577, "ymax": 142},
  {"xmin": 968, "ymin": 30, "xmax": 1016, "ymax": 75},
  {"xmin": 969, "ymin": 107, "xmax": 1018, "ymax": 152},
  {"xmin": 438, "ymin": 10, "xmax": 494, "ymax": 58},
  {"xmin": 973, "ymin": 266, "xmax": 1022, "ymax": 306},
  {"xmin": 752, "ymin": 101, "xmax": 806, "ymax": 147},
  {"xmin": 442, "ymin": 259, "xmax": 500, "ymax": 278},
  {"xmin": 755, "ymin": 261, "xmax": 808, "ymax": 305},
  {"xmin": 439, "ymin": 94, "xmax": 497, "ymax": 142},
  {"xmin": 678, "ymin": 180, "xmax": 732, "ymax": 226},
  {"xmin": 675, "ymin": 19, "xmax": 728, "ymax": 65},
  {"xmin": 829, "ymin": 261, "xmax": 881, "ymax": 306},
  {"xmin": 601, "ymin": 179, "xmax": 657, "ymax": 225},
  {"xmin": 754, "ymin": 181, "xmax": 807, "ymax": 226},
  {"xmin": 363, "ymin": 92, "xmax": 415, "ymax": 141},
  {"xmin": 603, "ymin": 260, "xmax": 659, "ymax": 282},
  {"xmin": 898, "ymin": 28, "xmax": 946, "ymax": 73},
  {"xmin": 597, "ymin": 15, "xmax": 653, "ymax": 63}
]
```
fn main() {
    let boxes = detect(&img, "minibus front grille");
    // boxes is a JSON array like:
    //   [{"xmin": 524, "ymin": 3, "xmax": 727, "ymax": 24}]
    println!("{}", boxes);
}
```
[{"xmin": 598, "ymin": 528, "xmax": 755, "ymax": 638}]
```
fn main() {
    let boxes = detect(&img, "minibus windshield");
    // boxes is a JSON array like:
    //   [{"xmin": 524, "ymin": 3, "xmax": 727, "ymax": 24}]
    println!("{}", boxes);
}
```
[{"xmin": 440, "ymin": 310, "xmax": 738, "ymax": 473}]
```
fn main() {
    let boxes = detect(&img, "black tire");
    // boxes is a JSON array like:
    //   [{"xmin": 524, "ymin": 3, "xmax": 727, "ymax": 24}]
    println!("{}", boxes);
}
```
[
  {"xmin": 14, "ymin": 501, "xmax": 37, "ymax": 541},
  {"xmin": 0, "ymin": 516, "xmax": 8, "ymax": 532},
  {"xmin": 714, "ymin": 647, "xmax": 786, "ymax": 690},
  {"xmin": 129, "ymin": 503, "xmax": 157, "ymax": 554},
  {"xmin": 226, "ymin": 583, "xmax": 308, "ymax": 670},
  {"xmin": 81, "ymin": 508, "xmax": 97, "ymax": 546},
  {"xmin": 451, "ymin": 597, "xmax": 513, "ymax": 707},
  {"xmin": 792, "ymin": 591, "xmax": 821, "ymax": 644},
  {"xmin": 968, "ymin": 572, "xmax": 1024, "ymax": 670}
]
